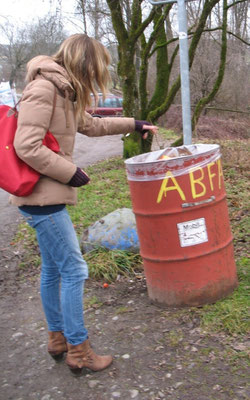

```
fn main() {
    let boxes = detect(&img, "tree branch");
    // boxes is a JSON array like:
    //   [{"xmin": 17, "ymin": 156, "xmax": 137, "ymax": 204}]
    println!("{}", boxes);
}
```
[
  {"xmin": 151, "ymin": 23, "xmax": 249, "ymax": 57},
  {"xmin": 131, "ymin": 5, "xmax": 158, "ymax": 43},
  {"xmin": 106, "ymin": 0, "xmax": 128, "ymax": 43},
  {"xmin": 227, "ymin": 0, "xmax": 248, "ymax": 9}
]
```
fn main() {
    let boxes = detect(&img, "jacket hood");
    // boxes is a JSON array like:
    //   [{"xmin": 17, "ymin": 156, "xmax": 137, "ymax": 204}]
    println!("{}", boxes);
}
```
[{"xmin": 26, "ymin": 56, "xmax": 76, "ymax": 101}]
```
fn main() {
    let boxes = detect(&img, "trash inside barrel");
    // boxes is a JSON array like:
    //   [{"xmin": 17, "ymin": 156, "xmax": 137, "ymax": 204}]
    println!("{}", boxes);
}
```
[{"xmin": 125, "ymin": 144, "xmax": 238, "ymax": 307}]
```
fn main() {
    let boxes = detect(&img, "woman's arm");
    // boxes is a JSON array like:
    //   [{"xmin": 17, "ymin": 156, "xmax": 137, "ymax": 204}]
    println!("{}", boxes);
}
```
[{"xmin": 77, "ymin": 111, "xmax": 135, "ymax": 137}]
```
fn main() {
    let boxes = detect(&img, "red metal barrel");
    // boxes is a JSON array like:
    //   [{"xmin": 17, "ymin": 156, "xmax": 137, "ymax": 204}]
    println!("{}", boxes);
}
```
[{"xmin": 125, "ymin": 144, "xmax": 238, "ymax": 306}]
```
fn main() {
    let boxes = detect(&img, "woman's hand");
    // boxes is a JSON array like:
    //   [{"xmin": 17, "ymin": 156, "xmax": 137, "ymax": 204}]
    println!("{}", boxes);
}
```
[
  {"xmin": 68, "ymin": 167, "xmax": 90, "ymax": 187},
  {"xmin": 135, "ymin": 120, "xmax": 158, "ymax": 139},
  {"xmin": 141, "ymin": 124, "xmax": 158, "ymax": 139}
]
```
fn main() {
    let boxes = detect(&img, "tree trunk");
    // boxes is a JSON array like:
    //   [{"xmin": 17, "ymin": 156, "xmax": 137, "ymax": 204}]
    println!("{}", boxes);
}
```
[
  {"xmin": 107, "ymin": 0, "xmax": 156, "ymax": 158},
  {"xmin": 141, "ymin": 7, "xmax": 172, "ymax": 153},
  {"xmin": 118, "ymin": 43, "xmax": 141, "ymax": 157}
]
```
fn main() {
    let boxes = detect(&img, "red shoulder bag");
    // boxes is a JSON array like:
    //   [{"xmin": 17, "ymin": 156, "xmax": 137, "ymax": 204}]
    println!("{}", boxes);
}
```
[{"xmin": 0, "ymin": 87, "xmax": 60, "ymax": 197}]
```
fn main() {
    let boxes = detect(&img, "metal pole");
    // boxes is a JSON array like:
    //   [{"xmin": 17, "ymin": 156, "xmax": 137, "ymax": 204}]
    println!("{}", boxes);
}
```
[
  {"xmin": 147, "ymin": 0, "xmax": 192, "ymax": 144},
  {"xmin": 177, "ymin": 0, "xmax": 192, "ymax": 144}
]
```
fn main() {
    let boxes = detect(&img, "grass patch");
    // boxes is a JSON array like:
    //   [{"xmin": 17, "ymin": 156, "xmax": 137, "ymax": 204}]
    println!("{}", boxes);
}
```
[
  {"xmin": 115, "ymin": 306, "xmax": 134, "ymax": 314},
  {"xmin": 200, "ymin": 257, "xmax": 250, "ymax": 335},
  {"xmin": 68, "ymin": 157, "xmax": 131, "ymax": 233},
  {"xmin": 14, "ymin": 224, "xmax": 41, "ymax": 274},
  {"xmin": 158, "ymin": 127, "xmax": 178, "ymax": 140},
  {"xmin": 84, "ymin": 295, "xmax": 103, "ymax": 310},
  {"xmin": 197, "ymin": 140, "xmax": 249, "ymax": 336},
  {"xmin": 222, "ymin": 142, "xmax": 249, "ymax": 260},
  {"xmin": 84, "ymin": 247, "xmax": 143, "ymax": 283},
  {"xmin": 168, "ymin": 329, "xmax": 183, "ymax": 347}
]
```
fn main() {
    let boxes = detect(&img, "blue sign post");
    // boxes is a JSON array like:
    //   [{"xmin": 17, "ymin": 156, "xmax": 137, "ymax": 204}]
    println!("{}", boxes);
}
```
[{"xmin": 148, "ymin": 0, "xmax": 192, "ymax": 145}]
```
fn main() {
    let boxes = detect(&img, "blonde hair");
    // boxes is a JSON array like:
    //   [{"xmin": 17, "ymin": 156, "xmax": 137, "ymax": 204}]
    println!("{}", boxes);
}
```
[{"xmin": 53, "ymin": 34, "xmax": 111, "ymax": 123}]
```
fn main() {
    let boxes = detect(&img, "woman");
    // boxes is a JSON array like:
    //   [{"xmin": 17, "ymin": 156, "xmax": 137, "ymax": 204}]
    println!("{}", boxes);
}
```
[{"xmin": 11, "ymin": 34, "xmax": 158, "ymax": 375}]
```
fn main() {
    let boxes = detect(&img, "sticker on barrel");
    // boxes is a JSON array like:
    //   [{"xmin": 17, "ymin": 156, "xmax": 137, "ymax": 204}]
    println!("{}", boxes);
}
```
[{"xmin": 177, "ymin": 217, "xmax": 208, "ymax": 247}]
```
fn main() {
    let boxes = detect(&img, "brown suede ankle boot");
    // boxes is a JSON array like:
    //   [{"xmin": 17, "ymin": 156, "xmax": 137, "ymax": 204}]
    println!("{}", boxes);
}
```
[
  {"xmin": 66, "ymin": 339, "xmax": 113, "ymax": 375},
  {"xmin": 48, "ymin": 331, "xmax": 67, "ymax": 361}
]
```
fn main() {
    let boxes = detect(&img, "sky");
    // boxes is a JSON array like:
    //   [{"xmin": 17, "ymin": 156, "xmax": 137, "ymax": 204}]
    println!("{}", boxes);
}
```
[
  {"xmin": 1, "ymin": 0, "xmax": 74, "ymax": 21},
  {"xmin": 0, "ymin": 0, "xmax": 81, "ymax": 37},
  {"xmin": 1, "ymin": 0, "xmax": 57, "ymax": 21}
]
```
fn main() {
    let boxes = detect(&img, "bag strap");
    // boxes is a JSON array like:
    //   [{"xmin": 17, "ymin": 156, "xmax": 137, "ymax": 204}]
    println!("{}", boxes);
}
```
[{"xmin": 8, "ymin": 97, "xmax": 22, "ymax": 117}]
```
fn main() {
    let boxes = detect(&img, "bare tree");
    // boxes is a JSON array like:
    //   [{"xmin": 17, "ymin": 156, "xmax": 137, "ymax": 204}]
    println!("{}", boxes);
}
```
[
  {"xmin": 29, "ymin": 13, "xmax": 66, "ymax": 55},
  {"xmin": 190, "ymin": 38, "xmax": 221, "ymax": 104},
  {"xmin": 192, "ymin": 0, "xmax": 228, "ymax": 131},
  {"xmin": 75, "ymin": 0, "xmax": 112, "ymax": 41},
  {"xmin": 0, "ymin": 20, "xmax": 31, "ymax": 87},
  {"xmin": 0, "ymin": 14, "xmax": 67, "ymax": 89},
  {"xmin": 74, "ymin": 1, "xmax": 122, "ymax": 90}
]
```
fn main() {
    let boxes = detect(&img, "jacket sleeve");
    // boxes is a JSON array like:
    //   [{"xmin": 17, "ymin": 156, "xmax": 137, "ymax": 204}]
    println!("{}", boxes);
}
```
[
  {"xmin": 77, "ymin": 111, "xmax": 135, "ymax": 137},
  {"xmin": 14, "ymin": 80, "xmax": 76, "ymax": 184}
]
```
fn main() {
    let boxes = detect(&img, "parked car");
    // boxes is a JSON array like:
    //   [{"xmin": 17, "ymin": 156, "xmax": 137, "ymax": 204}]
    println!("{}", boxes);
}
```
[{"xmin": 87, "ymin": 93, "xmax": 123, "ymax": 117}]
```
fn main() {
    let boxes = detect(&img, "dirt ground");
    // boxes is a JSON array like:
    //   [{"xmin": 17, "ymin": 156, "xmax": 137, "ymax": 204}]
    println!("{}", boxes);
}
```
[{"xmin": 0, "ymin": 131, "xmax": 249, "ymax": 400}]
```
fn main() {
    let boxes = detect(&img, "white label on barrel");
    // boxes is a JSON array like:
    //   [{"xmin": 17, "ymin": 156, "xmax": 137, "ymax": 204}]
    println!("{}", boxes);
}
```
[{"xmin": 177, "ymin": 218, "xmax": 208, "ymax": 247}]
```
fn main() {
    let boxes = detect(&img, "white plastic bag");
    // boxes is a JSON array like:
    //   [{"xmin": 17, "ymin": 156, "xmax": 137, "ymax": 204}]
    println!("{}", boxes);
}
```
[{"xmin": 0, "ymin": 82, "xmax": 18, "ymax": 107}]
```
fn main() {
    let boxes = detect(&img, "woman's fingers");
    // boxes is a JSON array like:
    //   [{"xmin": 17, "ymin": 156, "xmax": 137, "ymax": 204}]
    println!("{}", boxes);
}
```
[
  {"xmin": 142, "ymin": 125, "xmax": 158, "ymax": 133},
  {"xmin": 142, "ymin": 125, "xmax": 158, "ymax": 138}
]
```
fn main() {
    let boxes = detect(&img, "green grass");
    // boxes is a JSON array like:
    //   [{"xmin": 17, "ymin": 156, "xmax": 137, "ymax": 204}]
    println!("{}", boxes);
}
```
[
  {"xmin": 68, "ymin": 157, "xmax": 131, "ymax": 233},
  {"xmin": 198, "ymin": 140, "xmax": 250, "ymax": 336},
  {"xmin": 14, "ymin": 224, "xmax": 41, "ymax": 274},
  {"xmin": 200, "ymin": 257, "xmax": 250, "ymax": 335},
  {"xmin": 84, "ymin": 295, "xmax": 103, "ymax": 310},
  {"xmin": 158, "ymin": 127, "xmax": 179, "ymax": 140},
  {"xmin": 85, "ymin": 247, "xmax": 143, "ymax": 283}
]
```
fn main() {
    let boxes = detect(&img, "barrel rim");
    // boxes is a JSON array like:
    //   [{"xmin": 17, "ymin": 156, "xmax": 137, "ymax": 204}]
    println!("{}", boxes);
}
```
[{"xmin": 125, "ymin": 143, "xmax": 220, "ymax": 166}]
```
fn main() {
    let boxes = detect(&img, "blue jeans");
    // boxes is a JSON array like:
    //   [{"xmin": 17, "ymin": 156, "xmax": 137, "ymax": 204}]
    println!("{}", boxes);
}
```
[{"xmin": 19, "ymin": 208, "xmax": 88, "ymax": 345}]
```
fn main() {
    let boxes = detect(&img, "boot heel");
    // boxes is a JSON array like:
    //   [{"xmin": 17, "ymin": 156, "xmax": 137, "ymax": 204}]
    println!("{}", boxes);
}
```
[
  {"xmin": 49, "ymin": 352, "xmax": 64, "ymax": 362},
  {"xmin": 69, "ymin": 366, "xmax": 83, "ymax": 376},
  {"xmin": 48, "ymin": 331, "xmax": 67, "ymax": 362}
]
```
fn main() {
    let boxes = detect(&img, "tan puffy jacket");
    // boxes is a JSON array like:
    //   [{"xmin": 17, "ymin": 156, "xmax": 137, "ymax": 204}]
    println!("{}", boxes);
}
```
[{"xmin": 10, "ymin": 56, "xmax": 135, "ymax": 206}]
